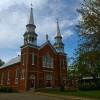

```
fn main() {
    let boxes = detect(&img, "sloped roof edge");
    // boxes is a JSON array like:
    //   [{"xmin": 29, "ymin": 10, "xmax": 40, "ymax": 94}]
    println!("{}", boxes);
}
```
[{"xmin": 0, "ymin": 56, "xmax": 21, "ymax": 69}]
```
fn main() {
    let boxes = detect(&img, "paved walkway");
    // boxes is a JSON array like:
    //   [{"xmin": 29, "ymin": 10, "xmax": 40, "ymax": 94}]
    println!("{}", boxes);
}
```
[{"xmin": 0, "ymin": 92, "xmax": 98, "ymax": 100}]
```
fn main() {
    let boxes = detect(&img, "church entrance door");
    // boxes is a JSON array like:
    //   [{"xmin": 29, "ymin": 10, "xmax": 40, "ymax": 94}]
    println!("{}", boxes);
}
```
[
  {"xmin": 29, "ymin": 74, "xmax": 35, "ymax": 89},
  {"xmin": 30, "ymin": 79, "xmax": 35, "ymax": 89}
]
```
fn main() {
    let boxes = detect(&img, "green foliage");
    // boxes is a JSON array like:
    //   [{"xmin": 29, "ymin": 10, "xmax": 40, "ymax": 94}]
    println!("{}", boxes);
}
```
[
  {"xmin": 67, "ymin": 68, "xmax": 75, "ymax": 79},
  {"xmin": 0, "ymin": 86, "xmax": 16, "ymax": 93},
  {"xmin": 96, "ymin": 80, "xmax": 100, "ymax": 89},
  {"xmin": 60, "ymin": 84, "xmax": 65, "ymax": 92},
  {"xmin": 44, "ymin": 90, "xmax": 100, "ymax": 99},
  {"xmin": 79, "ymin": 78, "xmax": 100, "ymax": 91},
  {"xmin": 74, "ymin": 0, "xmax": 100, "ymax": 77},
  {"xmin": 0, "ymin": 59, "xmax": 5, "ymax": 67},
  {"xmin": 79, "ymin": 83, "xmax": 97, "ymax": 91}
]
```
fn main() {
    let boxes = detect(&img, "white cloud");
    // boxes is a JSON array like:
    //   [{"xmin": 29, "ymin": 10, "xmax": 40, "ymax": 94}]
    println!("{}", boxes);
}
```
[
  {"xmin": 60, "ymin": 14, "xmax": 82, "ymax": 29},
  {"xmin": 0, "ymin": 8, "xmax": 26, "ymax": 49},
  {"xmin": 0, "ymin": 0, "xmax": 49, "ymax": 49},
  {"xmin": 63, "ymin": 30, "xmax": 74, "ymax": 39},
  {"xmin": 16, "ymin": 51, "xmax": 21, "ymax": 56},
  {"xmin": 0, "ymin": 0, "xmax": 81, "ymax": 49},
  {"xmin": 36, "ymin": 16, "xmax": 56, "ymax": 44},
  {"xmin": 0, "ymin": 0, "xmax": 82, "ymax": 62},
  {"xmin": 0, "ymin": 0, "xmax": 48, "ymax": 11}
]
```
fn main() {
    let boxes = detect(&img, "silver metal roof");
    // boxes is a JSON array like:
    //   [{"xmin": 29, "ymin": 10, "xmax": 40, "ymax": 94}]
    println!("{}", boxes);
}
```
[
  {"xmin": 56, "ymin": 19, "xmax": 61, "ymax": 37},
  {"xmin": 82, "ymin": 77, "xmax": 93, "ymax": 80},
  {"xmin": 29, "ymin": 6, "xmax": 34, "ymax": 25},
  {"xmin": 0, "ymin": 56, "xmax": 21, "ymax": 69}
]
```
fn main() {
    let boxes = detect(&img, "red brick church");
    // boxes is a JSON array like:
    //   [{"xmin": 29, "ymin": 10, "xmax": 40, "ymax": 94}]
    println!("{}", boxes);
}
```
[{"xmin": 0, "ymin": 6, "xmax": 67, "ymax": 91}]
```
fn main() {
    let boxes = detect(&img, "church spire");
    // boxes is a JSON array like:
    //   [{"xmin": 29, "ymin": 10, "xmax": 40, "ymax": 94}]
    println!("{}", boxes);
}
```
[
  {"xmin": 29, "ymin": 3, "xmax": 34, "ymax": 25},
  {"xmin": 56, "ymin": 19, "xmax": 61, "ymax": 37},
  {"xmin": 26, "ymin": 3, "xmax": 36, "ymax": 33},
  {"xmin": 23, "ymin": 4, "xmax": 37, "ymax": 46},
  {"xmin": 54, "ymin": 19, "xmax": 64, "ymax": 53}
]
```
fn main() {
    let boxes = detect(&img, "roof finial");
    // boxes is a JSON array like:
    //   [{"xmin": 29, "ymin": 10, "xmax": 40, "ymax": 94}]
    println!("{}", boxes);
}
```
[
  {"xmin": 46, "ymin": 34, "xmax": 48, "ymax": 41},
  {"xmin": 30, "ymin": 3, "xmax": 33, "ymax": 8}
]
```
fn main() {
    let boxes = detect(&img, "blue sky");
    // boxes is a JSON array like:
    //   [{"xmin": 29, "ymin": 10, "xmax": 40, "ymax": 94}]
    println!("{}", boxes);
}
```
[{"xmin": 0, "ymin": 0, "xmax": 83, "ymax": 63}]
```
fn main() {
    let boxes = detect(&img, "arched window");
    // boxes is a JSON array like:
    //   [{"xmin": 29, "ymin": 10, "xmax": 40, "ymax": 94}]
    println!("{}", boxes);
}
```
[
  {"xmin": 7, "ymin": 71, "xmax": 10, "ymax": 85},
  {"xmin": 21, "ymin": 69, "xmax": 25, "ymax": 80},
  {"xmin": 46, "ymin": 73, "xmax": 53, "ymax": 87},
  {"xmin": 15, "ymin": 68, "xmax": 19, "ymax": 84},
  {"xmin": 32, "ymin": 53, "xmax": 35, "ymax": 65},
  {"xmin": 1, "ymin": 72, "xmax": 4, "ymax": 85},
  {"xmin": 43, "ymin": 54, "xmax": 53, "ymax": 68}
]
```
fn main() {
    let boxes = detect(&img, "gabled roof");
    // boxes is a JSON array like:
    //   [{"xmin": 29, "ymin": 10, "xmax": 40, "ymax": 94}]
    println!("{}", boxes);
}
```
[
  {"xmin": 39, "ymin": 41, "xmax": 57, "ymax": 54},
  {"xmin": 0, "ymin": 56, "xmax": 21, "ymax": 69}
]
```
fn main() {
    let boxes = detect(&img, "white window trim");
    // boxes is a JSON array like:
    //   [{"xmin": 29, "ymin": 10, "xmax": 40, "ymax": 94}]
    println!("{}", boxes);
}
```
[
  {"xmin": 7, "ymin": 71, "xmax": 10, "ymax": 85},
  {"xmin": 15, "ymin": 78, "xmax": 18, "ymax": 84},
  {"xmin": 46, "ymin": 73, "xmax": 53, "ymax": 88},
  {"xmin": 1, "ymin": 72, "xmax": 4, "ymax": 85},
  {"xmin": 21, "ymin": 69, "xmax": 25, "ymax": 80},
  {"xmin": 42, "ymin": 54, "xmax": 53, "ymax": 68},
  {"xmin": 15, "ymin": 68, "xmax": 19, "ymax": 84},
  {"xmin": 32, "ymin": 53, "xmax": 35, "ymax": 65},
  {"xmin": 7, "ymin": 79, "xmax": 10, "ymax": 85},
  {"xmin": 23, "ymin": 56, "xmax": 24, "ymax": 65},
  {"xmin": 46, "ymin": 74, "xmax": 53, "ymax": 80}
]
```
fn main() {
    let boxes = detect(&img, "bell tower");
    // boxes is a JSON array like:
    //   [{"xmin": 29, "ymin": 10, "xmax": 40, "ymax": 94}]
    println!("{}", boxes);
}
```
[
  {"xmin": 54, "ymin": 19, "xmax": 64, "ymax": 53},
  {"xmin": 24, "ymin": 4, "xmax": 37, "ymax": 46}
]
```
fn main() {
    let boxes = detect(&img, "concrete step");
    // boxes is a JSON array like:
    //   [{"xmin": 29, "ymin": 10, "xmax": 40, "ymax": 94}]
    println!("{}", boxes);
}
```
[{"xmin": 28, "ymin": 88, "xmax": 35, "ymax": 92}]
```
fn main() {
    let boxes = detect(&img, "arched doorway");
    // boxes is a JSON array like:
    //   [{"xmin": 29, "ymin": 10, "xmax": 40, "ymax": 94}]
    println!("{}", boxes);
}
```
[
  {"xmin": 46, "ymin": 73, "xmax": 53, "ymax": 88},
  {"xmin": 29, "ymin": 74, "xmax": 35, "ymax": 89}
]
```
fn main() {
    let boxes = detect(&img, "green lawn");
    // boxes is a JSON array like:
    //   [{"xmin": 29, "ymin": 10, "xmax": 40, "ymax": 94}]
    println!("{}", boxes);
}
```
[{"xmin": 44, "ymin": 90, "xmax": 100, "ymax": 99}]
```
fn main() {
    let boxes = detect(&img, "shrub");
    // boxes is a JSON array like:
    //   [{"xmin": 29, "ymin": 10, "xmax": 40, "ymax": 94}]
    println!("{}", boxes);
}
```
[
  {"xmin": 96, "ymin": 80, "xmax": 100, "ymax": 90},
  {"xmin": 60, "ymin": 85, "xmax": 65, "ymax": 92},
  {"xmin": 79, "ymin": 84, "xmax": 97, "ymax": 91},
  {"xmin": 65, "ymin": 87, "xmax": 78, "ymax": 92},
  {"xmin": 0, "ymin": 86, "xmax": 16, "ymax": 93}
]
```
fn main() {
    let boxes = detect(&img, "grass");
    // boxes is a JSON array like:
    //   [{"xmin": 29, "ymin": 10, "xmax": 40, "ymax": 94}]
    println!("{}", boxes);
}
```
[{"xmin": 43, "ymin": 90, "xmax": 100, "ymax": 99}]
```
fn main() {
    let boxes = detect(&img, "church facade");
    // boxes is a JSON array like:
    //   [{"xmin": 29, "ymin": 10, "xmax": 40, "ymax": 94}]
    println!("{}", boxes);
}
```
[{"xmin": 0, "ymin": 6, "xmax": 67, "ymax": 91}]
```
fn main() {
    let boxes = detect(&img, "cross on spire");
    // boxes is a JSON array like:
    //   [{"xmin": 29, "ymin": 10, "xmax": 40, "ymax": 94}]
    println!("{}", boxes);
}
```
[{"xmin": 30, "ymin": 3, "xmax": 33, "ymax": 8}]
